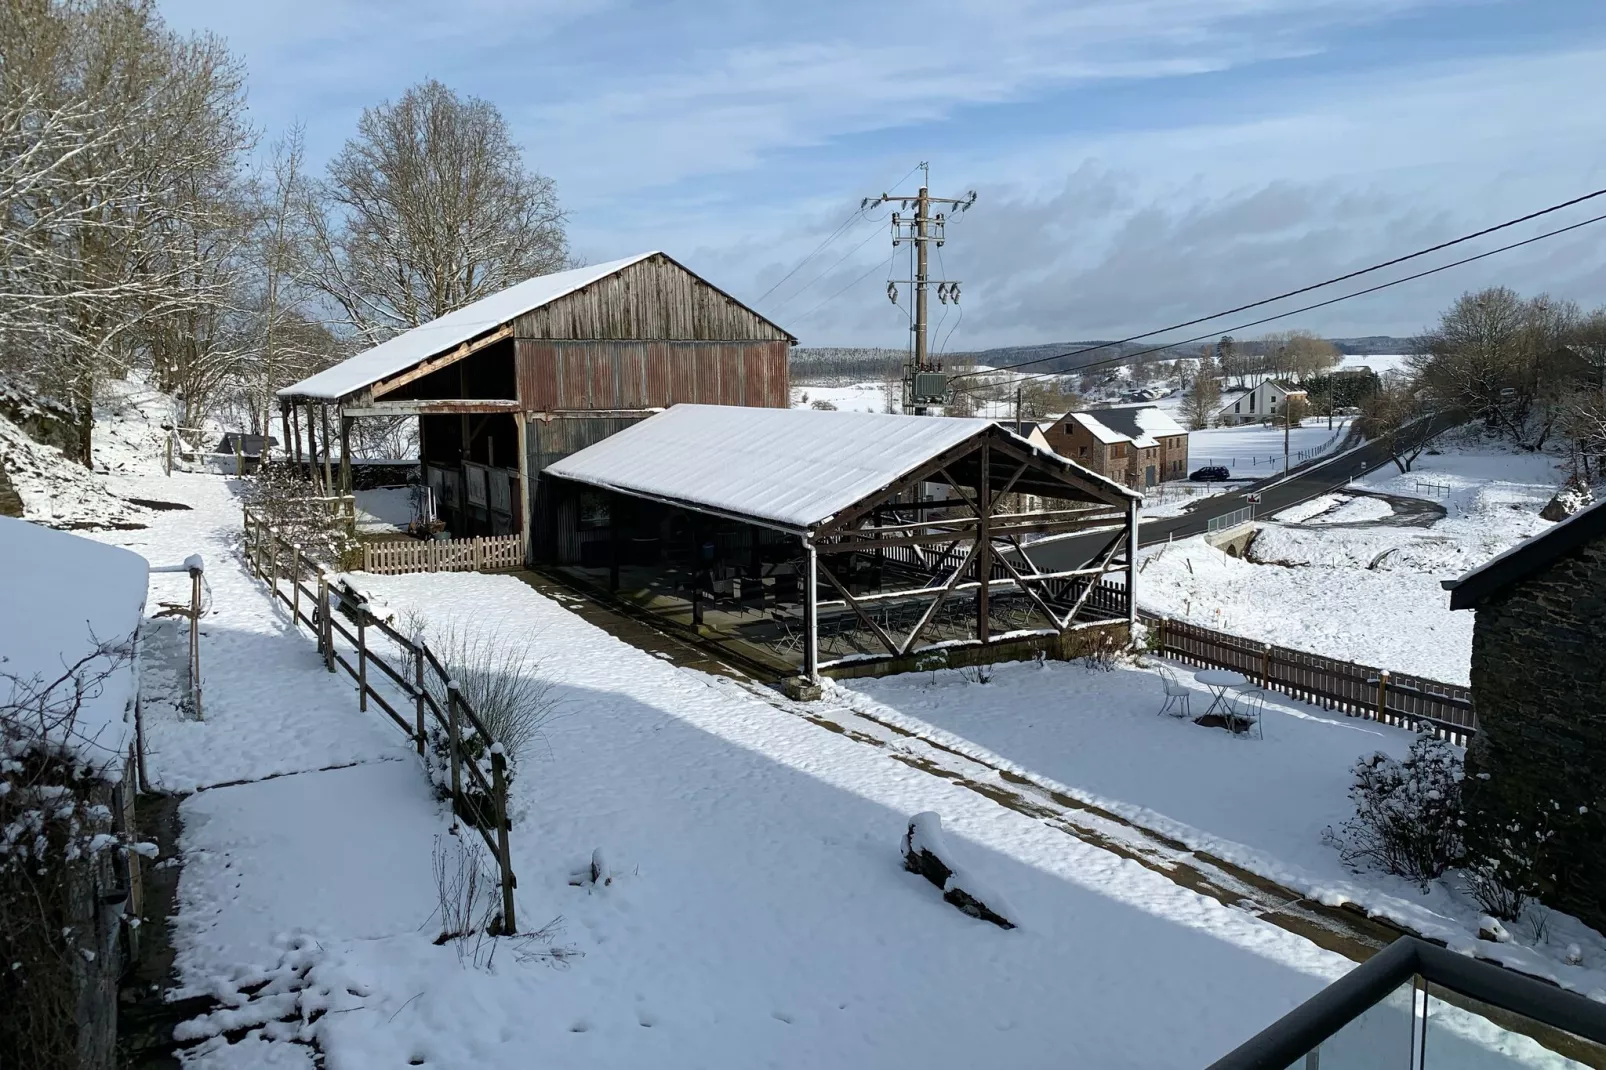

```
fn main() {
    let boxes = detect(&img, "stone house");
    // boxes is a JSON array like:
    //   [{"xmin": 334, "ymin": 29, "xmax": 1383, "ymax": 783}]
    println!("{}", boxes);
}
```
[
  {"xmin": 1216, "ymin": 379, "xmax": 1308, "ymax": 426},
  {"xmin": 1042, "ymin": 405, "xmax": 1189, "ymax": 488},
  {"xmin": 1443, "ymin": 498, "xmax": 1606, "ymax": 933}
]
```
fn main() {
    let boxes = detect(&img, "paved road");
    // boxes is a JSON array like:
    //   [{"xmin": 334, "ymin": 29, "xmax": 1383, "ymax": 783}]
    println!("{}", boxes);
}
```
[{"xmin": 1027, "ymin": 411, "xmax": 1463, "ymax": 570}]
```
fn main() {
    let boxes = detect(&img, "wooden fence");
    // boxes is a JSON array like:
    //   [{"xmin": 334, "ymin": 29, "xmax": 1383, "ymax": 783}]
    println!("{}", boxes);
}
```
[
  {"xmin": 242, "ymin": 508, "xmax": 520, "ymax": 932},
  {"xmin": 1146, "ymin": 612, "xmax": 1476, "ymax": 744},
  {"xmin": 362, "ymin": 533, "xmax": 523, "ymax": 575}
]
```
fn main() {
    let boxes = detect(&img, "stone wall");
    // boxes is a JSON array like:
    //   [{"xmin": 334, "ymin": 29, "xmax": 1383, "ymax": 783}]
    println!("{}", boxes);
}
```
[{"xmin": 1463, "ymin": 538, "xmax": 1606, "ymax": 932}]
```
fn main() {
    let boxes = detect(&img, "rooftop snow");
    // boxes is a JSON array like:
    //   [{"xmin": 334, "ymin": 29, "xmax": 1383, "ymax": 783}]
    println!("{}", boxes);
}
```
[
  {"xmin": 278, "ymin": 254, "xmax": 658, "ymax": 401},
  {"xmin": 544, "ymin": 405, "xmax": 1130, "ymax": 531},
  {"xmin": 1068, "ymin": 405, "xmax": 1182, "ymax": 449},
  {"xmin": 0, "ymin": 516, "xmax": 148, "ymax": 774}
]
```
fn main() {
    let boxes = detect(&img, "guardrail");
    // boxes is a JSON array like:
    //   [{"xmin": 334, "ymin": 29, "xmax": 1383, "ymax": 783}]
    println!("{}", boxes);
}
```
[{"xmin": 1205, "ymin": 506, "xmax": 1254, "ymax": 534}]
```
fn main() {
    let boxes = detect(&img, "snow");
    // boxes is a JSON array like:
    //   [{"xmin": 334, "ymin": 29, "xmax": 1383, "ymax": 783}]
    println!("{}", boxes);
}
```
[
  {"xmin": 1188, "ymin": 420, "xmax": 1353, "ymax": 479},
  {"xmin": 546, "ymin": 404, "xmax": 1135, "ymax": 531},
  {"xmin": 354, "ymin": 486, "xmax": 415, "ymax": 531},
  {"xmin": 1138, "ymin": 439, "xmax": 1567, "ymax": 685},
  {"xmin": 279, "ymin": 253, "xmax": 658, "ymax": 400},
  {"xmin": 1448, "ymin": 496, "xmax": 1605, "ymax": 604},
  {"xmin": 0, "ymin": 411, "xmax": 150, "ymax": 528},
  {"xmin": 0, "ymin": 515, "xmax": 148, "ymax": 774},
  {"xmin": 790, "ymin": 382, "xmax": 892, "ymax": 414}
]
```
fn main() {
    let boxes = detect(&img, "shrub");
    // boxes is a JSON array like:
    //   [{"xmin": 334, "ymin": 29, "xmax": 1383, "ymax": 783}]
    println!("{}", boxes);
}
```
[
  {"xmin": 239, "ymin": 460, "xmax": 357, "ymax": 569},
  {"xmin": 1327, "ymin": 732, "xmax": 1464, "ymax": 888}
]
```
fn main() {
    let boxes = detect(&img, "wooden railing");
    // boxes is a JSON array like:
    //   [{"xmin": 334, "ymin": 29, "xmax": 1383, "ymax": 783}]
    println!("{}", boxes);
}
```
[
  {"xmin": 1145, "ymin": 612, "xmax": 1476, "ymax": 744},
  {"xmin": 362, "ymin": 533, "xmax": 522, "ymax": 575},
  {"xmin": 242, "ymin": 508, "xmax": 520, "ymax": 931}
]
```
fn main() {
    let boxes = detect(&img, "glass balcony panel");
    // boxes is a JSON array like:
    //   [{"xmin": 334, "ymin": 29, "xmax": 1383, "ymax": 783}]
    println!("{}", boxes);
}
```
[{"xmin": 1422, "ymin": 983, "xmax": 1606, "ymax": 1069}]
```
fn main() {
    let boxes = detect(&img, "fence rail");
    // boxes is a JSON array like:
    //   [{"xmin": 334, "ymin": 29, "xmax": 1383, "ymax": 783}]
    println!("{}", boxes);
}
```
[
  {"xmin": 242, "ymin": 507, "xmax": 520, "ymax": 932},
  {"xmin": 362, "ymin": 533, "xmax": 522, "ymax": 575},
  {"xmin": 1145, "ymin": 612, "xmax": 1475, "ymax": 743},
  {"xmin": 1206, "ymin": 506, "xmax": 1254, "ymax": 534}
]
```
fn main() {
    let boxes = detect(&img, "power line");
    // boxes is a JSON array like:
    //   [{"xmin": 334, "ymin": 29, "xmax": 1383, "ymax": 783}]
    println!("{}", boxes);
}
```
[
  {"xmin": 994, "ymin": 207, "xmax": 1606, "ymax": 389},
  {"xmin": 952, "ymin": 184, "xmax": 1606, "ymax": 381},
  {"xmin": 755, "ymin": 162, "xmax": 926, "ymax": 309},
  {"xmin": 768, "ymin": 225, "xmax": 888, "ymax": 317},
  {"xmin": 791, "ymin": 253, "xmax": 898, "ymax": 325}
]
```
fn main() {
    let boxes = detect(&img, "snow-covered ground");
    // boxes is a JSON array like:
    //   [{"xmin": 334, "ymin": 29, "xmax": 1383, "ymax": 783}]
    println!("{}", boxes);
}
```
[
  {"xmin": 1188, "ymin": 419, "xmax": 1354, "ymax": 479},
  {"xmin": 1137, "ymin": 436, "xmax": 1567, "ymax": 685},
  {"xmin": 10, "ymin": 386, "xmax": 1599, "ymax": 1066},
  {"xmin": 790, "ymin": 382, "xmax": 893, "ymax": 413}
]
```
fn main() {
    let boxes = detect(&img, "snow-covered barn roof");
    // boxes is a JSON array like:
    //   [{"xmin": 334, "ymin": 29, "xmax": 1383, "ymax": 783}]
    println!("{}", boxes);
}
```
[
  {"xmin": 0, "ymin": 517, "xmax": 148, "ymax": 775},
  {"xmin": 1444, "ymin": 497, "xmax": 1606, "ymax": 609},
  {"xmin": 544, "ymin": 405, "xmax": 1137, "ymax": 532},
  {"xmin": 280, "ymin": 254, "xmax": 656, "ymax": 401}
]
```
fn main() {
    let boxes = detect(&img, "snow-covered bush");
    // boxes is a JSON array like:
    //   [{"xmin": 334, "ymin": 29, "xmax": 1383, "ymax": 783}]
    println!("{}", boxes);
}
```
[
  {"xmin": 1327, "ymin": 732, "xmax": 1464, "ymax": 889},
  {"xmin": 1462, "ymin": 796, "xmax": 1591, "ymax": 923},
  {"xmin": 2, "ymin": 641, "xmax": 155, "ymax": 1066},
  {"xmin": 238, "ymin": 460, "xmax": 358, "ymax": 569}
]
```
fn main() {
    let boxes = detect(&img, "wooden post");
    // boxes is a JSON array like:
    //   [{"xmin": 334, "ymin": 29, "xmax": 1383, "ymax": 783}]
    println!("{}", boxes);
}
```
[
  {"xmin": 446, "ymin": 681, "xmax": 463, "ymax": 817},
  {"xmin": 413, "ymin": 644, "xmax": 427, "ymax": 756},
  {"xmin": 279, "ymin": 401, "xmax": 293, "ymax": 471},
  {"xmin": 320, "ymin": 403, "xmax": 335, "ymax": 495},
  {"xmin": 1262, "ymin": 643, "xmax": 1272, "ymax": 689},
  {"xmin": 473, "ymin": 536, "xmax": 483, "ymax": 571},
  {"xmin": 268, "ymin": 531, "xmax": 279, "ymax": 600},
  {"xmin": 1157, "ymin": 615, "xmax": 1166, "ymax": 656},
  {"xmin": 514, "ymin": 410, "xmax": 531, "ymax": 566},
  {"xmin": 290, "ymin": 402, "xmax": 303, "ymax": 472},
  {"xmin": 318, "ymin": 573, "xmax": 334, "ymax": 672},
  {"xmin": 357, "ymin": 612, "xmax": 368, "ymax": 712},
  {"xmin": 291, "ymin": 544, "xmax": 301, "ymax": 625},
  {"xmin": 235, "ymin": 436, "xmax": 244, "ymax": 477},
  {"xmin": 976, "ymin": 441, "xmax": 991, "ymax": 644},
  {"xmin": 164, "ymin": 434, "xmax": 173, "ymax": 477},
  {"xmin": 803, "ymin": 540, "xmax": 819, "ymax": 680},
  {"xmin": 491, "ymin": 747, "xmax": 516, "ymax": 934},
  {"xmin": 1377, "ymin": 670, "xmax": 1390, "ymax": 722}
]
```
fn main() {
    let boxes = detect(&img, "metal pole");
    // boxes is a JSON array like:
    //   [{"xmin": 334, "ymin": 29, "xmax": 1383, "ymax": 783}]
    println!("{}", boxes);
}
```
[
  {"xmin": 1125, "ymin": 496, "xmax": 1139, "ymax": 636},
  {"xmin": 803, "ymin": 540, "xmax": 819, "ymax": 681},
  {"xmin": 914, "ymin": 182, "xmax": 929, "ymax": 411},
  {"xmin": 190, "ymin": 568, "xmax": 203, "ymax": 720}
]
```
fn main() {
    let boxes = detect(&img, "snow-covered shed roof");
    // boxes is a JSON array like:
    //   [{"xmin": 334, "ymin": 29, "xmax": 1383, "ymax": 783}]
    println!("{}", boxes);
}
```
[
  {"xmin": 544, "ymin": 405, "xmax": 1137, "ymax": 532},
  {"xmin": 1444, "ymin": 497, "xmax": 1606, "ymax": 609},
  {"xmin": 0, "ymin": 517, "xmax": 148, "ymax": 775},
  {"xmin": 280, "ymin": 254, "xmax": 658, "ymax": 401}
]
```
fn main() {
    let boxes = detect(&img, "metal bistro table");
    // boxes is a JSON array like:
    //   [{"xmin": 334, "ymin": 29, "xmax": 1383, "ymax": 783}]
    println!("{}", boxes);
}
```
[{"xmin": 1194, "ymin": 669, "xmax": 1247, "ymax": 720}]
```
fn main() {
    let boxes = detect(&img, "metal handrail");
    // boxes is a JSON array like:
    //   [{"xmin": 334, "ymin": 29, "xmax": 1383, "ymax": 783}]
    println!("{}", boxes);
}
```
[{"xmin": 1207, "ymin": 937, "xmax": 1606, "ymax": 1069}]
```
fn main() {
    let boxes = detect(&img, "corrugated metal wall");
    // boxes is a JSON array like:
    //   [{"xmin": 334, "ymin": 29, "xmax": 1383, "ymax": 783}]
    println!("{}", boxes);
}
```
[
  {"xmin": 516, "ymin": 339, "xmax": 788, "ymax": 411},
  {"xmin": 529, "ymin": 416, "xmax": 653, "ymax": 561},
  {"xmin": 512, "ymin": 254, "xmax": 793, "ymax": 342}
]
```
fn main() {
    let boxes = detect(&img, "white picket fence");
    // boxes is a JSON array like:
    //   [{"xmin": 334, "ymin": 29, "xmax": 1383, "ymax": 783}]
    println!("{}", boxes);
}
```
[{"xmin": 362, "ymin": 533, "xmax": 523, "ymax": 575}]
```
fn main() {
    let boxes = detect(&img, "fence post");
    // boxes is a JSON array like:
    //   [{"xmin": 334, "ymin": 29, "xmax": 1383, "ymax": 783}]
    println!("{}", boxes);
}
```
[
  {"xmin": 473, "ymin": 536, "xmax": 483, "ymax": 571},
  {"xmin": 268, "ymin": 531, "xmax": 279, "ymax": 599},
  {"xmin": 1261, "ymin": 643, "xmax": 1271, "ymax": 689},
  {"xmin": 318, "ymin": 572, "xmax": 334, "ymax": 673},
  {"xmin": 491, "ymin": 746, "xmax": 516, "ymax": 934},
  {"xmin": 291, "ymin": 545, "xmax": 301, "ymax": 625},
  {"xmin": 413, "ymin": 642, "xmax": 427, "ymax": 756},
  {"xmin": 1156, "ymin": 615, "xmax": 1167, "ymax": 655},
  {"xmin": 447, "ymin": 681, "xmax": 462, "ymax": 817},
  {"xmin": 357, "ymin": 612, "xmax": 368, "ymax": 712},
  {"xmin": 1376, "ymin": 670, "xmax": 1390, "ymax": 723}
]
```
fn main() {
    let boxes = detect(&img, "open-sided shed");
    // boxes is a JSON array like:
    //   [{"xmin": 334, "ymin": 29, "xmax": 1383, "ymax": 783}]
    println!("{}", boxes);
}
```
[
  {"xmin": 275, "ymin": 253, "xmax": 795, "ymax": 555},
  {"xmin": 542, "ymin": 405, "xmax": 1141, "ymax": 678}
]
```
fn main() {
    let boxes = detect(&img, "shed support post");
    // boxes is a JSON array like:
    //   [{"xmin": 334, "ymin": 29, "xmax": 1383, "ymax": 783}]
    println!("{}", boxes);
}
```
[
  {"xmin": 1126, "ymin": 496, "xmax": 1140, "ymax": 636},
  {"xmin": 608, "ymin": 495, "xmax": 620, "ymax": 593},
  {"xmin": 339, "ymin": 413, "xmax": 353, "ymax": 496},
  {"xmin": 977, "ymin": 441, "xmax": 991, "ymax": 644},
  {"xmin": 514, "ymin": 410, "xmax": 531, "ymax": 565},
  {"xmin": 279, "ymin": 401, "xmax": 292, "ymax": 470},
  {"xmin": 290, "ymin": 402, "xmax": 303, "ymax": 473},
  {"xmin": 319, "ymin": 404, "xmax": 335, "ymax": 496},
  {"xmin": 803, "ymin": 540, "xmax": 819, "ymax": 681}
]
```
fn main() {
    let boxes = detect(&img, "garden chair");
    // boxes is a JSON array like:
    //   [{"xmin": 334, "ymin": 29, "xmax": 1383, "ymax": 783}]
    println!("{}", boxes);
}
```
[
  {"xmin": 1155, "ymin": 665, "xmax": 1192, "ymax": 719},
  {"xmin": 1226, "ymin": 685, "xmax": 1267, "ymax": 739}
]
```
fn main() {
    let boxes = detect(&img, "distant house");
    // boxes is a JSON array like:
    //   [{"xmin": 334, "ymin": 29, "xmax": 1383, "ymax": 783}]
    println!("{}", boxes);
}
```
[
  {"xmin": 215, "ymin": 432, "xmax": 277, "ymax": 457},
  {"xmin": 1042, "ymin": 405, "xmax": 1189, "ymax": 488},
  {"xmin": 1442, "ymin": 498, "xmax": 1606, "ymax": 934},
  {"xmin": 1217, "ymin": 380, "xmax": 1308, "ymax": 426},
  {"xmin": 997, "ymin": 419, "xmax": 1053, "ymax": 453}
]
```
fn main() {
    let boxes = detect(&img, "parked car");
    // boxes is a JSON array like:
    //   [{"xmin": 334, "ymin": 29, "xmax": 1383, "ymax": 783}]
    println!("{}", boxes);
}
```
[{"xmin": 1190, "ymin": 465, "xmax": 1230, "ymax": 482}]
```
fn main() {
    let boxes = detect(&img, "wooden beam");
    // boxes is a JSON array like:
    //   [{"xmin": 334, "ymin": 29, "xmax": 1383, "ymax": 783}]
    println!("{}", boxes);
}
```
[
  {"xmin": 816, "ymin": 561, "xmax": 901, "ymax": 657},
  {"xmin": 815, "ymin": 437, "xmax": 983, "ymax": 537},
  {"xmin": 899, "ymin": 541, "xmax": 980, "ymax": 656},
  {"xmin": 319, "ymin": 404, "xmax": 335, "ymax": 493},
  {"xmin": 987, "ymin": 434, "xmax": 1133, "ymax": 507},
  {"xmin": 977, "ymin": 442, "xmax": 991, "ymax": 644},
  {"xmin": 1054, "ymin": 529, "xmax": 1127, "ymax": 629},
  {"xmin": 993, "ymin": 550, "xmax": 1072, "ymax": 631},
  {"xmin": 370, "ymin": 324, "xmax": 514, "ymax": 399},
  {"xmin": 342, "ymin": 399, "xmax": 521, "ymax": 417},
  {"xmin": 803, "ymin": 541, "xmax": 819, "ymax": 680},
  {"xmin": 514, "ymin": 411, "xmax": 530, "ymax": 564}
]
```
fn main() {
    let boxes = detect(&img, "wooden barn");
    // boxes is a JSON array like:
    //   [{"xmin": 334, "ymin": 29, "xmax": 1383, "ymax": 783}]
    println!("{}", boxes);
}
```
[{"xmin": 276, "ymin": 253, "xmax": 796, "ymax": 558}]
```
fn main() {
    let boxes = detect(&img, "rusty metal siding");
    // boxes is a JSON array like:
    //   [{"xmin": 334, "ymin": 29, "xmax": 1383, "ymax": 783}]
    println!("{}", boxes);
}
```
[
  {"xmin": 511, "ymin": 254, "xmax": 793, "ymax": 342},
  {"xmin": 517, "ymin": 339, "xmax": 788, "ymax": 410}
]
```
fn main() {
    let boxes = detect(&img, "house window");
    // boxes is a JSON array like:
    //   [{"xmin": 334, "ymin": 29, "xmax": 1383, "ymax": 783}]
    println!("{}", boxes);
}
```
[
  {"xmin": 1249, "ymin": 392, "xmax": 1256, "ymax": 412},
  {"xmin": 1078, "ymin": 445, "xmax": 1087, "ymax": 457},
  {"xmin": 1234, "ymin": 401, "xmax": 1241, "ymax": 413}
]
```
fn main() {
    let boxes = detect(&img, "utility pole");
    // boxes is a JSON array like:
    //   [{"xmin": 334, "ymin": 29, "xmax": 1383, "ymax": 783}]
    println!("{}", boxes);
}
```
[{"xmin": 864, "ymin": 163, "xmax": 976, "ymax": 415}]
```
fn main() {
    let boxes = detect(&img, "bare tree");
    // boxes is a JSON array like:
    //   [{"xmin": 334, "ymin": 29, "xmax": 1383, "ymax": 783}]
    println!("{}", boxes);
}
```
[
  {"xmin": 1359, "ymin": 377, "xmax": 1431, "ymax": 473},
  {"xmin": 306, "ymin": 79, "xmax": 567, "ymax": 344},
  {"xmin": 1181, "ymin": 354, "xmax": 1221, "ymax": 430},
  {"xmin": 0, "ymin": 0, "xmax": 253, "ymax": 462}
]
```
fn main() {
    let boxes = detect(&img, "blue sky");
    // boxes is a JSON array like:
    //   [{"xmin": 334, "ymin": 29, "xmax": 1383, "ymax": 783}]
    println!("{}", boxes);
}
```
[{"xmin": 164, "ymin": 0, "xmax": 1606, "ymax": 350}]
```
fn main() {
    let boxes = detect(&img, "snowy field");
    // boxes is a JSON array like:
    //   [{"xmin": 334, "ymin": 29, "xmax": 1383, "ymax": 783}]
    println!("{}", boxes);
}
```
[
  {"xmin": 790, "ymin": 381, "xmax": 892, "ymax": 413},
  {"xmin": 1188, "ymin": 419, "xmax": 1354, "ymax": 478},
  {"xmin": 1138, "ymin": 436, "xmax": 1566, "ymax": 685}
]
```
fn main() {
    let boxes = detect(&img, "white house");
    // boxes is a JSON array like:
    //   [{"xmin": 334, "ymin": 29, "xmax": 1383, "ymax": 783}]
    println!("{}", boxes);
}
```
[{"xmin": 1217, "ymin": 379, "xmax": 1308, "ymax": 426}]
